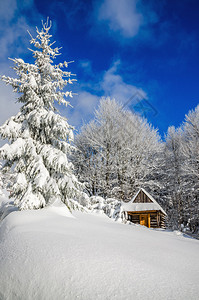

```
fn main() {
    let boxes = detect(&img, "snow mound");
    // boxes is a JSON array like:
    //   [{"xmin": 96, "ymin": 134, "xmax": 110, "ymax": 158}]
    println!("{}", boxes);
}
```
[
  {"xmin": 0, "ymin": 209, "xmax": 199, "ymax": 300},
  {"xmin": 46, "ymin": 198, "xmax": 74, "ymax": 218}
]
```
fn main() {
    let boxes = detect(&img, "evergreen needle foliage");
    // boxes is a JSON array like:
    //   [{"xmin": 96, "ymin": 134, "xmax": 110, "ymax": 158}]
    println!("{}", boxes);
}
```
[{"xmin": 0, "ymin": 19, "xmax": 81, "ymax": 210}]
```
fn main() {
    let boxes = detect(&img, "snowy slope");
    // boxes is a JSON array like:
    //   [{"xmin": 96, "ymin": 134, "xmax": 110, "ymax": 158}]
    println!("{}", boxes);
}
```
[{"xmin": 0, "ymin": 206, "xmax": 199, "ymax": 300}]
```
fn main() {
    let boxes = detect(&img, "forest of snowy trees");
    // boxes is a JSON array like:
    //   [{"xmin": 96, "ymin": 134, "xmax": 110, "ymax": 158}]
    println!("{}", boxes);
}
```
[
  {"xmin": 0, "ymin": 20, "xmax": 198, "ymax": 233},
  {"xmin": 73, "ymin": 98, "xmax": 199, "ymax": 232},
  {"xmin": 73, "ymin": 98, "xmax": 161, "ymax": 200},
  {"xmin": 162, "ymin": 108, "xmax": 199, "ymax": 231}
]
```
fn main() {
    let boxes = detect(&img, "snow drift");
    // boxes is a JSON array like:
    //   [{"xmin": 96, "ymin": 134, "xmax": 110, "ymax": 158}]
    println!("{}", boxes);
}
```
[{"xmin": 0, "ymin": 204, "xmax": 199, "ymax": 300}]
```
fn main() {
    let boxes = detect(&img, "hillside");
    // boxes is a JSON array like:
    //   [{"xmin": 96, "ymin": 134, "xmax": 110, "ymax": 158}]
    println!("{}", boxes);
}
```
[{"xmin": 0, "ymin": 203, "xmax": 199, "ymax": 300}]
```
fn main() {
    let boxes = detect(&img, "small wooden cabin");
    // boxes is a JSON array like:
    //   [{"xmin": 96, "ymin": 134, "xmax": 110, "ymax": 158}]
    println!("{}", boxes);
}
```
[{"xmin": 122, "ymin": 188, "xmax": 167, "ymax": 228}]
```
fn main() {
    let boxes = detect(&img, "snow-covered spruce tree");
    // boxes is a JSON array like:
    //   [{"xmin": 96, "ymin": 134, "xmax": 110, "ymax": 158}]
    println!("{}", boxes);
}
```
[{"xmin": 0, "ymin": 20, "xmax": 81, "ymax": 210}]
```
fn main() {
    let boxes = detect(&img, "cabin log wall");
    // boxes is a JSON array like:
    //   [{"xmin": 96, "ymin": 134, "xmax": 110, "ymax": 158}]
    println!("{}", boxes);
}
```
[
  {"xmin": 127, "ymin": 210, "xmax": 166, "ymax": 228},
  {"xmin": 134, "ymin": 190, "xmax": 153, "ymax": 203}
]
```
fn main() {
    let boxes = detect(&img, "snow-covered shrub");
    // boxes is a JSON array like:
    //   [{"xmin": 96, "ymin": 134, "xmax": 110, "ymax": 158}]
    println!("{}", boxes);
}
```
[
  {"xmin": 104, "ymin": 198, "xmax": 124, "ymax": 222},
  {"xmin": 78, "ymin": 193, "xmax": 91, "ymax": 208},
  {"xmin": 90, "ymin": 196, "xmax": 104, "ymax": 205},
  {"xmin": 88, "ymin": 196, "xmax": 124, "ymax": 221},
  {"xmin": 89, "ymin": 196, "xmax": 105, "ymax": 214}
]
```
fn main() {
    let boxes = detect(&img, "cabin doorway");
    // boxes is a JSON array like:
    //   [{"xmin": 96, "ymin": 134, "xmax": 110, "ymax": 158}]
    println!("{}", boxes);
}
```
[{"xmin": 140, "ymin": 214, "xmax": 148, "ymax": 227}]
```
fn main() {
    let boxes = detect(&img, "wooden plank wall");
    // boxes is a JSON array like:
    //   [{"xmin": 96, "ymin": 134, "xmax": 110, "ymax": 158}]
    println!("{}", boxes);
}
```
[
  {"xmin": 128, "ymin": 214, "xmax": 139, "ymax": 224},
  {"xmin": 134, "ymin": 190, "xmax": 153, "ymax": 203},
  {"xmin": 127, "ymin": 211, "xmax": 166, "ymax": 228},
  {"xmin": 150, "ymin": 213, "xmax": 158, "ymax": 227}
]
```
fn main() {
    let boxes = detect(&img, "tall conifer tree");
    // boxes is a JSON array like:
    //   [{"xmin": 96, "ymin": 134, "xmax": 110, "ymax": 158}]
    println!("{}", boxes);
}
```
[{"xmin": 0, "ymin": 19, "xmax": 81, "ymax": 210}]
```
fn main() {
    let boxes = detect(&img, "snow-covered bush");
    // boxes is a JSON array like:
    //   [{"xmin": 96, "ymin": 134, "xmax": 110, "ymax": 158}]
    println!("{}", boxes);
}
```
[
  {"xmin": 89, "ymin": 196, "xmax": 105, "ymax": 214},
  {"xmin": 104, "ymin": 198, "xmax": 124, "ymax": 221},
  {"xmin": 90, "ymin": 196, "xmax": 104, "ymax": 206},
  {"xmin": 78, "ymin": 193, "xmax": 91, "ymax": 208},
  {"xmin": 87, "ymin": 195, "xmax": 124, "ymax": 221},
  {"xmin": 0, "ymin": 19, "xmax": 81, "ymax": 210}
]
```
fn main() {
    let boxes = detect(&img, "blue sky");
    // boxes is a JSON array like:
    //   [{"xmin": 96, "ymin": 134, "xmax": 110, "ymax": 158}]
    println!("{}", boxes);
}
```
[{"xmin": 0, "ymin": 0, "xmax": 199, "ymax": 137}]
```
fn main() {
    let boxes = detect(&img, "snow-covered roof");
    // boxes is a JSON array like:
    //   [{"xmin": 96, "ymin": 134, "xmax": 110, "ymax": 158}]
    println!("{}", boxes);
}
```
[{"xmin": 122, "ymin": 188, "xmax": 167, "ymax": 215}]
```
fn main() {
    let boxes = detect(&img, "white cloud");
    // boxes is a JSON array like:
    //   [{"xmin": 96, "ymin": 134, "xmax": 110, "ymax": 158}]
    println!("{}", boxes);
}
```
[
  {"xmin": 101, "ymin": 60, "xmax": 146, "ymax": 104},
  {"xmin": 66, "ymin": 91, "xmax": 99, "ymax": 129},
  {"xmin": 0, "ymin": 61, "xmax": 21, "ymax": 127},
  {"xmin": 97, "ymin": 0, "xmax": 143, "ymax": 38},
  {"xmin": 67, "ymin": 59, "xmax": 146, "ymax": 130},
  {"xmin": 78, "ymin": 60, "xmax": 93, "ymax": 77},
  {"xmin": 0, "ymin": 17, "xmax": 34, "ymax": 60},
  {"xmin": 0, "ymin": 0, "xmax": 42, "ymax": 61},
  {"xmin": 0, "ymin": 82, "xmax": 20, "ymax": 122},
  {"xmin": 0, "ymin": 0, "xmax": 17, "ymax": 22},
  {"xmin": 0, "ymin": 81, "xmax": 20, "ymax": 147},
  {"xmin": 0, "ymin": 0, "xmax": 42, "ymax": 128}
]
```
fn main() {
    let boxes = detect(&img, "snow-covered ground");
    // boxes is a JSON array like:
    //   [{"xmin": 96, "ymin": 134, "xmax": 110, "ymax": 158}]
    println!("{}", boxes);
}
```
[{"xmin": 0, "ymin": 203, "xmax": 199, "ymax": 300}]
